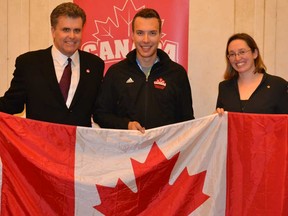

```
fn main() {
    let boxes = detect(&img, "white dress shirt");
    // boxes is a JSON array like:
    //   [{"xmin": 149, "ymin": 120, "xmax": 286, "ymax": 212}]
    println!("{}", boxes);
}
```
[{"xmin": 51, "ymin": 46, "xmax": 80, "ymax": 107}]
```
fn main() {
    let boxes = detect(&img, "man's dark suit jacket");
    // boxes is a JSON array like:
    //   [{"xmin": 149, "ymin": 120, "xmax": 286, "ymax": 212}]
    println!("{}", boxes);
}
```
[{"xmin": 0, "ymin": 46, "xmax": 104, "ymax": 127}]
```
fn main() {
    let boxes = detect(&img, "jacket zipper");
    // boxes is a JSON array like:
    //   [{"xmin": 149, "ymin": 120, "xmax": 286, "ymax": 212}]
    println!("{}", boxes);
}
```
[{"xmin": 144, "ymin": 74, "xmax": 149, "ymax": 127}]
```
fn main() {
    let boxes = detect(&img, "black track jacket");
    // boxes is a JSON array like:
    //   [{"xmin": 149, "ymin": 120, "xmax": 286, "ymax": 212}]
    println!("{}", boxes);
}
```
[{"xmin": 95, "ymin": 49, "xmax": 194, "ymax": 129}]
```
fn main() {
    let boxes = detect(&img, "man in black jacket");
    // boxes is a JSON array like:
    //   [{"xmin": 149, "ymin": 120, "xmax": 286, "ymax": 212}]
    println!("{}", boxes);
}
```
[
  {"xmin": 95, "ymin": 8, "xmax": 194, "ymax": 133},
  {"xmin": 0, "ymin": 3, "xmax": 104, "ymax": 127}
]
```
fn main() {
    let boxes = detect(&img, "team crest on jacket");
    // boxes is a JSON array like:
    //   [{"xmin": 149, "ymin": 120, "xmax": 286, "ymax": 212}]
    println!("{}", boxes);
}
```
[{"xmin": 154, "ymin": 78, "xmax": 167, "ymax": 90}]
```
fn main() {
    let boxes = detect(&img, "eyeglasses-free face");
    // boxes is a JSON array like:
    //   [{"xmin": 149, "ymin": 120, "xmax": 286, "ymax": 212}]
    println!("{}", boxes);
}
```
[{"xmin": 132, "ymin": 17, "xmax": 161, "ymax": 67}]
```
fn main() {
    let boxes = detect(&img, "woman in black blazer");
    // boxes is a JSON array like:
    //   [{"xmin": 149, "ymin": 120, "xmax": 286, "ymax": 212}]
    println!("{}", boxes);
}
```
[{"xmin": 216, "ymin": 33, "xmax": 288, "ymax": 114}]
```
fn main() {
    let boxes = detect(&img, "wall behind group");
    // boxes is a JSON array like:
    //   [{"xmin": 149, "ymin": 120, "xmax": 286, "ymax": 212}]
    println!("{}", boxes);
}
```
[{"xmin": 0, "ymin": 0, "xmax": 287, "ymax": 118}]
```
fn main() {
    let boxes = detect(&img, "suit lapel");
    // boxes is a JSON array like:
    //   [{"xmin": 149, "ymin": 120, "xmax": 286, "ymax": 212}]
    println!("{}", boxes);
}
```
[{"xmin": 69, "ymin": 51, "xmax": 90, "ymax": 108}]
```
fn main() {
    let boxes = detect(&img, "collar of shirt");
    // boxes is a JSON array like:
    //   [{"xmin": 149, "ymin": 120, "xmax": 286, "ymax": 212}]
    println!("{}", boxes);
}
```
[
  {"xmin": 51, "ymin": 46, "xmax": 79, "ymax": 70},
  {"xmin": 136, "ymin": 56, "xmax": 159, "ymax": 78}
]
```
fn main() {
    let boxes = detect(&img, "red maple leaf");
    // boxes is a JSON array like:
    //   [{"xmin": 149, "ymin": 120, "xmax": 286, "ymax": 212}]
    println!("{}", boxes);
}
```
[{"xmin": 94, "ymin": 142, "xmax": 209, "ymax": 215}]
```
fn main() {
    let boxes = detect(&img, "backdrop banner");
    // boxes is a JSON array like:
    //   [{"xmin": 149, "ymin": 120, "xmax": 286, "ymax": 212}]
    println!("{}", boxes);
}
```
[{"xmin": 73, "ymin": 0, "xmax": 189, "ymax": 72}]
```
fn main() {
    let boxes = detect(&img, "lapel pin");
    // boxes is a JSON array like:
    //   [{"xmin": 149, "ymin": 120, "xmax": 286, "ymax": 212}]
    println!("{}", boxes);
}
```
[{"xmin": 86, "ymin": 69, "xmax": 90, "ymax": 73}]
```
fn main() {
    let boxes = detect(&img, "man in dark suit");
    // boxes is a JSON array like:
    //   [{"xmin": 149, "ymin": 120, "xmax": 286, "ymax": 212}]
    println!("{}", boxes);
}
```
[{"xmin": 0, "ymin": 2, "xmax": 104, "ymax": 127}]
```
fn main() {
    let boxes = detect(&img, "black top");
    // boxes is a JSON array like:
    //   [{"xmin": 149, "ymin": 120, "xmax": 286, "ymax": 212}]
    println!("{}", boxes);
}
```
[
  {"xmin": 95, "ymin": 49, "xmax": 194, "ymax": 129},
  {"xmin": 216, "ymin": 73, "xmax": 288, "ymax": 114}
]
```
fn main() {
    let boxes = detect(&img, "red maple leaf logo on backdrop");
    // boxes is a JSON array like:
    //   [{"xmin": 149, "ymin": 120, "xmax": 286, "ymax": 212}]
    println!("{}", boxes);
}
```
[{"xmin": 94, "ymin": 142, "xmax": 209, "ymax": 215}]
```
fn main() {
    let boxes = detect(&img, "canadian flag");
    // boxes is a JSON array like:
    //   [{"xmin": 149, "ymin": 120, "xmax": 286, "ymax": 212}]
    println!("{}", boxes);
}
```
[{"xmin": 0, "ymin": 112, "xmax": 287, "ymax": 216}]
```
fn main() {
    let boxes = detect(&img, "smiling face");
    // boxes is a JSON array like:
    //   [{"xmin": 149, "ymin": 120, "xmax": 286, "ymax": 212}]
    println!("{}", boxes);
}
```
[
  {"xmin": 132, "ymin": 17, "xmax": 161, "ymax": 66},
  {"xmin": 227, "ymin": 39, "xmax": 258, "ymax": 75},
  {"xmin": 51, "ymin": 16, "xmax": 83, "ymax": 57}
]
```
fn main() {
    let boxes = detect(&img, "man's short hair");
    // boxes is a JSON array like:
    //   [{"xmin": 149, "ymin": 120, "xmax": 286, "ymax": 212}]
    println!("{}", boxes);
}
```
[
  {"xmin": 50, "ymin": 2, "xmax": 86, "ymax": 28},
  {"xmin": 132, "ymin": 8, "xmax": 162, "ymax": 32}
]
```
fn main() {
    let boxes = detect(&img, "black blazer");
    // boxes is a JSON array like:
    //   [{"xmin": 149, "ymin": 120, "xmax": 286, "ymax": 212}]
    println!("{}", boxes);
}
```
[
  {"xmin": 216, "ymin": 73, "xmax": 288, "ymax": 114},
  {"xmin": 0, "ymin": 46, "xmax": 104, "ymax": 127}
]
